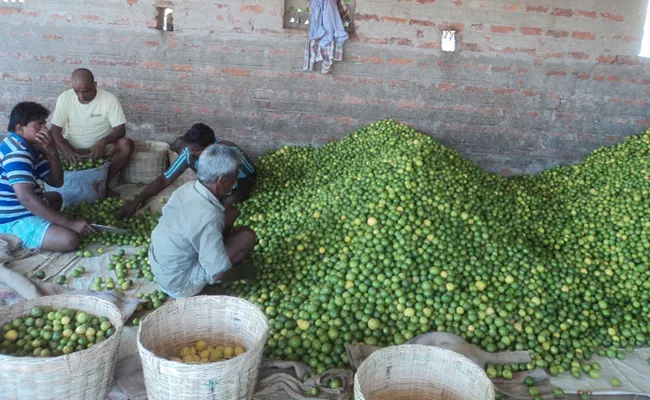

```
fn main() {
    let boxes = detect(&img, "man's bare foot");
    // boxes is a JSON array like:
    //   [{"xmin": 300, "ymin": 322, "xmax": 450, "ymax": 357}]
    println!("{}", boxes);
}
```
[{"xmin": 106, "ymin": 188, "xmax": 120, "ymax": 198}]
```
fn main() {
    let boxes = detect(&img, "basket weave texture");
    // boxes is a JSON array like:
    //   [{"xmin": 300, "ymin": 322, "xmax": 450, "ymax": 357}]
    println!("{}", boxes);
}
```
[
  {"xmin": 137, "ymin": 296, "xmax": 269, "ymax": 400},
  {"xmin": 0, "ymin": 294, "xmax": 124, "ymax": 400},
  {"xmin": 354, "ymin": 345, "xmax": 495, "ymax": 400},
  {"xmin": 122, "ymin": 140, "xmax": 170, "ymax": 184}
]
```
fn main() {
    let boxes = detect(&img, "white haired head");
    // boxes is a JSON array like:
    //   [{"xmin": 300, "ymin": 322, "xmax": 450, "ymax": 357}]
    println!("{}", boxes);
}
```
[{"xmin": 197, "ymin": 144, "xmax": 241, "ymax": 196}]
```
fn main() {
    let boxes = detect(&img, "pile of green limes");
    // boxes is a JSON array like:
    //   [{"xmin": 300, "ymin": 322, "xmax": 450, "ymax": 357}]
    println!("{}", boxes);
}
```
[
  {"xmin": 223, "ymin": 120, "xmax": 650, "ymax": 377},
  {"xmin": 62, "ymin": 158, "xmax": 106, "ymax": 172},
  {"xmin": 1, "ymin": 306, "xmax": 115, "ymax": 357},
  {"xmin": 63, "ymin": 198, "xmax": 160, "ymax": 249}
]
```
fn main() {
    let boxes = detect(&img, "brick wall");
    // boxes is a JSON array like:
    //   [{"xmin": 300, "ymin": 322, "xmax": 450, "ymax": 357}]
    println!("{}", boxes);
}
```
[{"xmin": 0, "ymin": 0, "xmax": 649, "ymax": 174}]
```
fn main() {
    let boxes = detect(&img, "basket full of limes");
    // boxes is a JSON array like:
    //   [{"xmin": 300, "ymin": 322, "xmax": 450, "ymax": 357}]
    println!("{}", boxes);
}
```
[
  {"xmin": 46, "ymin": 157, "xmax": 110, "ymax": 207},
  {"xmin": 137, "ymin": 296, "xmax": 269, "ymax": 400},
  {"xmin": 0, "ymin": 294, "xmax": 124, "ymax": 399},
  {"xmin": 354, "ymin": 345, "xmax": 494, "ymax": 400}
]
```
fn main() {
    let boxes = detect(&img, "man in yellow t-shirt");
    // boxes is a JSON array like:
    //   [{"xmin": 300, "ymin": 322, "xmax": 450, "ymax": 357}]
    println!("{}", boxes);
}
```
[{"xmin": 51, "ymin": 68, "xmax": 134, "ymax": 196}]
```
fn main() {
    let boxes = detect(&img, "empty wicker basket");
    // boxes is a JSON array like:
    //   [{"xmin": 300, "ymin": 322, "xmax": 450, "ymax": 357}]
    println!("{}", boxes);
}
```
[
  {"xmin": 122, "ymin": 140, "xmax": 170, "ymax": 184},
  {"xmin": 137, "ymin": 296, "xmax": 269, "ymax": 400},
  {"xmin": 354, "ymin": 345, "xmax": 494, "ymax": 400},
  {"xmin": 0, "ymin": 294, "xmax": 124, "ymax": 400}
]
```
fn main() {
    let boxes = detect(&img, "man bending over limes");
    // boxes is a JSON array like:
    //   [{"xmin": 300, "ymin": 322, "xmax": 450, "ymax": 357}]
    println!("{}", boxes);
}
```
[
  {"xmin": 116, "ymin": 123, "xmax": 255, "ymax": 219},
  {"xmin": 148, "ymin": 144, "xmax": 256, "ymax": 298},
  {"xmin": 0, "ymin": 102, "xmax": 94, "ymax": 251}
]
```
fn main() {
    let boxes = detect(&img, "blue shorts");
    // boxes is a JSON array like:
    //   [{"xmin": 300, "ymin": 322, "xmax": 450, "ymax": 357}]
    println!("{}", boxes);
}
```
[{"xmin": 0, "ymin": 216, "xmax": 52, "ymax": 249}]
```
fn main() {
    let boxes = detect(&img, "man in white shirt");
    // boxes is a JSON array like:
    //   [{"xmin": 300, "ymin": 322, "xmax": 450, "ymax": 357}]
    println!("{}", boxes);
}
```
[
  {"xmin": 148, "ymin": 144, "xmax": 257, "ymax": 298},
  {"xmin": 50, "ymin": 68, "xmax": 134, "ymax": 196}
]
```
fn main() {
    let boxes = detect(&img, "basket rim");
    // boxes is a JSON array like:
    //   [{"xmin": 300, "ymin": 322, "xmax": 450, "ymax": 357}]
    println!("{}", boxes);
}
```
[
  {"xmin": 354, "ymin": 344, "xmax": 494, "ymax": 392},
  {"xmin": 0, "ymin": 294, "xmax": 124, "ymax": 364},
  {"xmin": 136, "ymin": 295, "xmax": 269, "ymax": 368}
]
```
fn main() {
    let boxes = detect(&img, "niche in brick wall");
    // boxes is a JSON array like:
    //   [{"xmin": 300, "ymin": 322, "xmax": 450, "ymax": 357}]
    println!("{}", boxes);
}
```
[
  {"xmin": 154, "ymin": 0, "xmax": 174, "ymax": 31},
  {"xmin": 284, "ymin": 0, "xmax": 354, "ymax": 33},
  {"xmin": 1, "ymin": 0, "xmax": 24, "ymax": 8}
]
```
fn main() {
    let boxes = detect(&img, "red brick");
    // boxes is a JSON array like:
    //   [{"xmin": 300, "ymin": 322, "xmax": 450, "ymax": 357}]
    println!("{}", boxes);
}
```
[
  {"xmin": 388, "ymin": 37, "xmax": 413, "ymax": 46},
  {"xmin": 491, "ymin": 66, "xmax": 511, "ymax": 72},
  {"xmin": 355, "ymin": 13, "xmax": 379, "ymax": 22},
  {"xmin": 547, "ymin": 70, "xmax": 567, "ymax": 77},
  {"xmin": 335, "ymin": 117, "xmax": 357, "ymax": 125},
  {"xmin": 344, "ymin": 96, "xmax": 367, "ymax": 105},
  {"xmin": 20, "ymin": 10, "xmax": 43, "ymax": 17},
  {"xmin": 175, "ymin": 84, "xmax": 192, "ymax": 92},
  {"xmin": 551, "ymin": 8, "xmax": 574, "ymax": 17},
  {"xmin": 358, "ymin": 77, "xmax": 384, "ymax": 85},
  {"xmin": 117, "ymin": 81, "xmax": 141, "ymax": 89},
  {"xmin": 127, "ymin": 0, "xmax": 138, "ymax": 4},
  {"xmin": 460, "ymin": 43, "xmax": 484, "ymax": 52},
  {"xmin": 491, "ymin": 25, "xmax": 515, "ymax": 34},
  {"xmin": 80, "ymin": 14, "xmax": 101, "ymax": 21},
  {"xmin": 437, "ymin": 61, "xmax": 461, "ymax": 69},
  {"xmin": 389, "ymin": 58, "xmax": 413, "ymax": 65},
  {"xmin": 569, "ymin": 52, "xmax": 589, "ymax": 60},
  {"xmin": 415, "ymin": 0, "xmax": 437, "ymax": 3},
  {"xmin": 601, "ymin": 12, "xmax": 624, "ymax": 22},
  {"xmin": 545, "ymin": 30, "xmax": 569, "ymax": 38},
  {"xmin": 613, "ymin": 35, "xmax": 639, "ymax": 44},
  {"xmin": 145, "ymin": 41, "xmax": 161, "ymax": 47},
  {"xmin": 544, "ymin": 52, "xmax": 565, "ymax": 59},
  {"xmin": 453, "ymin": 105, "xmax": 473, "ymax": 112},
  {"xmin": 43, "ymin": 34, "xmax": 63, "ymax": 40},
  {"xmin": 333, "ymin": 75, "xmax": 356, "ymax": 83},
  {"xmin": 525, "ymin": 6, "xmax": 548, "ymax": 13},
  {"xmin": 575, "ymin": 72, "xmax": 590, "ymax": 80},
  {"xmin": 520, "ymin": 27, "xmax": 542, "ymax": 36},
  {"xmin": 624, "ymin": 99, "xmax": 647, "ymax": 107},
  {"xmin": 437, "ymin": 82, "xmax": 456, "ymax": 91},
  {"xmin": 500, "ymin": 4, "xmax": 520, "ymax": 12},
  {"xmin": 269, "ymin": 49, "xmax": 293, "ymax": 56},
  {"xmin": 417, "ymin": 42, "xmax": 440, "ymax": 49},
  {"xmin": 361, "ymin": 56, "xmax": 385, "ymax": 64},
  {"xmin": 0, "ymin": 9, "xmax": 19, "ymax": 16},
  {"xmin": 240, "ymin": 5, "xmax": 264, "ymax": 13},
  {"xmin": 397, "ymin": 100, "xmax": 424, "ymax": 109},
  {"xmin": 521, "ymin": 90, "xmax": 541, "ymax": 97},
  {"xmin": 478, "ymin": 108, "xmax": 499, "ymax": 115},
  {"xmin": 363, "ymin": 37, "xmax": 389, "ymax": 45},
  {"xmin": 172, "ymin": 64, "xmax": 194, "ymax": 72},
  {"xmin": 131, "ymin": 103, "xmax": 153, "ymax": 112},
  {"xmin": 463, "ymin": 86, "xmax": 489, "ymax": 94},
  {"xmin": 491, "ymin": 88, "xmax": 516, "ymax": 95},
  {"xmin": 409, "ymin": 18, "xmax": 435, "ymax": 27},
  {"xmin": 615, "ymin": 56, "xmax": 642, "ymax": 66},
  {"xmin": 576, "ymin": 10, "xmax": 597, "ymax": 18},
  {"xmin": 556, "ymin": 112, "xmax": 577, "ymax": 120},
  {"xmin": 141, "ymin": 61, "xmax": 165, "ymax": 70},
  {"xmin": 571, "ymin": 31, "xmax": 595, "ymax": 40},
  {"xmin": 211, "ymin": 45, "xmax": 232, "ymax": 53},
  {"xmin": 35, "ymin": 55, "xmax": 57, "ymax": 62},
  {"xmin": 223, "ymin": 68, "xmax": 248, "ymax": 77},
  {"xmin": 381, "ymin": 16, "xmax": 407, "ymax": 24},
  {"xmin": 596, "ymin": 55, "xmax": 616, "ymax": 64},
  {"xmin": 635, "ymin": 119, "xmax": 650, "ymax": 126}
]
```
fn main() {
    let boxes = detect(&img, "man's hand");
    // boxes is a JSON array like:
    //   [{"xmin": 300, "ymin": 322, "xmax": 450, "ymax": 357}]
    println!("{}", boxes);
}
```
[
  {"xmin": 116, "ymin": 201, "xmax": 139, "ymax": 220},
  {"xmin": 68, "ymin": 220, "xmax": 95, "ymax": 236},
  {"xmin": 33, "ymin": 128, "xmax": 57, "ymax": 157},
  {"xmin": 90, "ymin": 139, "xmax": 107, "ymax": 160},
  {"xmin": 63, "ymin": 149, "xmax": 81, "ymax": 163}
]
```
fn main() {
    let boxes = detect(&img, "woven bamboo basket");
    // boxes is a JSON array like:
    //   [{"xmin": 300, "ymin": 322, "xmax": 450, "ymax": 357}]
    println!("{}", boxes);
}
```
[
  {"xmin": 137, "ymin": 296, "xmax": 269, "ymax": 400},
  {"xmin": 168, "ymin": 149, "xmax": 197, "ymax": 186},
  {"xmin": 0, "ymin": 294, "xmax": 124, "ymax": 400},
  {"xmin": 122, "ymin": 140, "xmax": 170, "ymax": 184},
  {"xmin": 354, "ymin": 345, "xmax": 494, "ymax": 400}
]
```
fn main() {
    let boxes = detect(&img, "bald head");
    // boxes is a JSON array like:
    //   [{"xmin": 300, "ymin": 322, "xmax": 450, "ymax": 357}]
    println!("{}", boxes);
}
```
[{"xmin": 71, "ymin": 68, "xmax": 97, "ymax": 104}]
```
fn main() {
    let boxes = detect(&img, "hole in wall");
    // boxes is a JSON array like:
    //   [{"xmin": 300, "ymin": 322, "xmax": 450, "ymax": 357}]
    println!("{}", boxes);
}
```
[{"xmin": 155, "ymin": 6, "xmax": 174, "ymax": 31}]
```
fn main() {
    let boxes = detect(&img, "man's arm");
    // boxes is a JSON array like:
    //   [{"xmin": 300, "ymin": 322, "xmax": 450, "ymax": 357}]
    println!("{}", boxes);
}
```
[
  {"xmin": 13, "ymin": 183, "xmax": 93, "ymax": 235},
  {"xmin": 46, "ymin": 152, "xmax": 64, "ymax": 188},
  {"xmin": 91, "ymin": 124, "xmax": 126, "ymax": 159},
  {"xmin": 116, "ymin": 174, "xmax": 172, "ymax": 219},
  {"xmin": 50, "ymin": 125, "xmax": 80, "ymax": 163}
]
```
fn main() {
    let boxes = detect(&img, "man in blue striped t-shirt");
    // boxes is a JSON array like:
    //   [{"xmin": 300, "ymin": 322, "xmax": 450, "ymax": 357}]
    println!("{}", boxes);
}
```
[
  {"xmin": 116, "ymin": 123, "xmax": 255, "ymax": 219},
  {"xmin": 0, "ymin": 102, "xmax": 94, "ymax": 251}
]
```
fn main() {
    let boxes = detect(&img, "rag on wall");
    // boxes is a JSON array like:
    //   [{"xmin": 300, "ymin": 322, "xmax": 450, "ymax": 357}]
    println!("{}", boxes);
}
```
[{"xmin": 303, "ymin": 0, "xmax": 349, "ymax": 74}]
